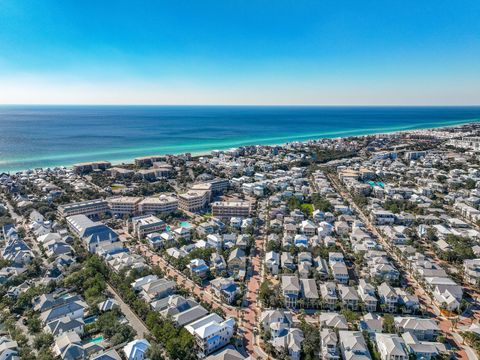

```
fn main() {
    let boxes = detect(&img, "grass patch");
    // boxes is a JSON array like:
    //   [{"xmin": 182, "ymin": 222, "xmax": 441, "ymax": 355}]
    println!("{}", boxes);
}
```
[{"xmin": 300, "ymin": 203, "xmax": 314, "ymax": 216}]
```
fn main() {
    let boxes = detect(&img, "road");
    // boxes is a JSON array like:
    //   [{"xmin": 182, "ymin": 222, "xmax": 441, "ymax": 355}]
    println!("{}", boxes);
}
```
[
  {"xmin": 127, "ymin": 191, "xmax": 270, "ymax": 357},
  {"xmin": 134, "ymin": 232, "xmax": 268, "ymax": 358},
  {"xmin": 1, "ymin": 195, "xmax": 23, "ymax": 224},
  {"xmin": 321, "ymin": 171, "xmax": 474, "ymax": 360},
  {"xmin": 107, "ymin": 284, "xmax": 150, "ymax": 339},
  {"xmin": 2, "ymin": 195, "xmax": 54, "ymax": 269}
]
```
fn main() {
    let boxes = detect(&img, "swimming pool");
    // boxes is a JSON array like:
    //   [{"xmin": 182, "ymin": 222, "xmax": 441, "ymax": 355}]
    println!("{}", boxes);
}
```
[
  {"xmin": 84, "ymin": 315, "xmax": 97, "ymax": 324},
  {"xmin": 88, "ymin": 335, "xmax": 104, "ymax": 344},
  {"xmin": 367, "ymin": 181, "xmax": 385, "ymax": 188}
]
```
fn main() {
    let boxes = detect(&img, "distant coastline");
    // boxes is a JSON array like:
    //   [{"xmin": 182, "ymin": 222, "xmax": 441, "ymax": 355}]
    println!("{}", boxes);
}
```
[
  {"xmin": 105, "ymin": 119, "xmax": 477, "ymax": 167},
  {"xmin": 0, "ymin": 105, "xmax": 479, "ymax": 173}
]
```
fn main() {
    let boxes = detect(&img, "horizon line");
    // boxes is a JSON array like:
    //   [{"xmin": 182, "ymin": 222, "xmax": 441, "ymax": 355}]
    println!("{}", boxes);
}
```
[{"xmin": 1, "ymin": 103, "xmax": 480, "ymax": 107}]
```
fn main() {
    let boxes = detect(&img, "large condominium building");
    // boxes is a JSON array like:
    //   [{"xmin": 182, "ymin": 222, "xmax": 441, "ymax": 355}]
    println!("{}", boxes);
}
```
[
  {"xmin": 57, "ymin": 199, "xmax": 109, "ymax": 218},
  {"xmin": 130, "ymin": 215, "xmax": 166, "ymax": 239},
  {"xmin": 108, "ymin": 196, "xmax": 142, "ymax": 217},
  {"xmin": 152, "ymin": 163, "xmax": 174, "ymax": 178},
  {"xmin": 178, "ymin": 190, "xmax": 210, "ymax": 213},
  {"xmin": 134, "ymin": 155, "xmax": 165, "ymax": 167},
  {"xmin": 206, "ymin": 178, "xmax": 230, "ymax": 194},
  {"xmin": 138, "ymin": 195, "xmax": 178, "ymax": 215},
  {"xmin": 191, "ymin": 183, "xmax": 213, "ymax": 200},
  {"xmin": 211, "ymin": 201, "xmax": 251, "ymax": 219},
  {"xmin": 448, "ymin": 136, "xmax": 480, "ymax": 151},
  {"xmin": 72, "ymin": 161, "xmax": 111, "ymax": 174}
]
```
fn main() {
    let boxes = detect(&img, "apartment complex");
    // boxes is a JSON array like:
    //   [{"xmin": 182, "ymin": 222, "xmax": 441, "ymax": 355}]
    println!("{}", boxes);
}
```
[
  {"xmin": 211, "ymin": 201, "xmax": 251, "ymax": 219},
  {"xmin": 108, "ymin": 196, "xmax": 142, "ymax": 217},
  {"xmin": 206, "ymin": 178, "xmax": 230, "ymax": 194},
  {"xmin": 178, "ymin": 190, "xmax": 210, "ymax": 212},
  {"xmin": 138, "ymin": 195, "xmax": 178, "ymax": 215},
  {"xmin": 57, "ymin": 199, "xmax": 109, "ymax": 218},
  {"xmin": 134, "ymin": 155, "xmax": 165, "ymax": 167},
  {"xmin": 72, "ymin": 161, "xmax": 111, "ymax": 174},
  {"xmin": 130, "ymin": 215, "xmax": 166, "ymax": 239}
]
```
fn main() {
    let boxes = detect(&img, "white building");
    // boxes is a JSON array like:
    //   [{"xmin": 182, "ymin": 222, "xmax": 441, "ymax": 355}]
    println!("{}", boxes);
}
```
[
  {"xmin": 178, "ymin": 190, "xmax": 210, "ymax": 212},
  {"xmin": 138, "ymin": 195, "xmax": 178, "ymax": 215},
  {"xmin": 130, "ymin": 215, "xmax": 166, "ymax": 239},
  {"xmin": 185, "ymin": 314, "xmax": 235, "ymax": 357}
]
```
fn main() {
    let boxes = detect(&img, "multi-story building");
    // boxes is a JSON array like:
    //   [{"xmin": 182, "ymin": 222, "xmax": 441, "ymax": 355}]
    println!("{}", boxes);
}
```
[
  {"xmin": 130, "ymin": 215, "xmax": 166, "ymax": 239},
  {"xmin": 72, "ymin": 161, "xmax": 111, "ymax": 174},
  {"xmin": 178, "ymin": 190, "xmax": 209, "ymax": 212},
  {"xmin": 138, "ymin": 195, "xmax": 178, "ymax": 215},
  {"xmin": 320, "ymin": 282, "xmax": 338, "ymax": 311},
  {"xmin": 370, "ymin": 210, "xmax": 396, "ymax": 225},
  {"xmin": 134, "ymin": 155, "xmax": 165, "ymax": 167},
  {"xmin": 66, "ymin": 215, "xmax": 120, "ymax": 254},
  {"xmin": 338, "ymin": 331, "xmax": 371, "ymax": 360},
  {"xmin": 378, "ymin": 282, "xmax": 398, "ymax": 313},
  {"xmin": 320, "ymin": 329, "xmax": 340, "ymax": 360},
  {"xmin": 152, "ymin": 162, "xmax": 174, "ymax": 178},
  {"xmin": 208, "ymin": 178, "xmax": 230, "ymax": 194},
  {"xmin": 357, "ymin": 279, "xmax": 378, "ymax": 312},
  {"xmin": 375, "ymin": 334, "xmax": 408, "ymax": 360},
  {"xmin": 108, "ymin": 196, "xmax": 142, "ymax": 217},
  {"xmin": 57, "ymin": 199, "xmax": 109, "ymax": 219},
  {"xmin": 282, "ymin": 275, "xmax": 301, "ymax": 308},
  {"xmin": 338, "ymin": 284, "xmax": 359, "ymax": 311},
  {"xmin": 329, "ymin": 252, "xmax": 349, "ymax": 284},
  {"xmin": 464, "ymin": 259, "xmax": 480, "ymax": 286},
  {"xmin": 185, "ymin": 314, "xmax": 235, "ymax": 357},
  {"xmin": 394, "ymin": 317, "xmax": 440, "ymax": 341},
  {"xmin": 211, "ymin": 201, "xmax": 251, "ymax": 219},
  {"xmin": 404, "ymin": 151, "xmax": 426, "ymax": 161}
]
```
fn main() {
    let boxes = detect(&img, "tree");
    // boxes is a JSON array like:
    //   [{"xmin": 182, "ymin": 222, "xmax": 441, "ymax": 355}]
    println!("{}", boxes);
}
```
[
  {"xmin": 353, "ymin": 194, "xmax": 368, "ymax": 207},
  {"xmin": 311, "ymin": 194, "xmax": 333, "ymax": 212},
  {"xmin": 340, "ymin": 309, "xmax": 360, "ymax": 324},
  {"xmin": 382, "ymin": 314, "xmax": 395, "ymax": 333},
  {"xmin": 426, "ymin": 227, "xmax": 438, "ymax": 242},
  {"xmin": 259, "ymin": 280, "xmax": 275, "ymax": 307},
  {"xmin": 298, "ymin": 318, "xmax": 319, "ymax": 360},
  {"xmin": 145, "ymin": 343, "xmax": 165, "ymax": 360},
  {"xmin": 26, "ymin": 312, "xmax": 42, "ymax": 333},
  {"xmin": 34, "ymin": 332, "xmax": 53, "ymax": 351},
  {"xmin": 266, "ymin": 240, "xmax": 281, "ymax": 253},
  {"xmin": 465, "ymin": 178, "xmax": 476, "ymax": 190}
]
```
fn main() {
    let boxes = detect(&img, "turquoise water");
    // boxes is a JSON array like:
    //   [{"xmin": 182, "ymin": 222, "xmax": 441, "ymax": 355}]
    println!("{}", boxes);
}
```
[
  {"xmin": 87, "ymin": 335, "xmax": 104, "ymax": 343},
  {"xmin": 0, "ymin": 105, "xmax": 479, "ymax": 172},
  {"xmin": 180, "ymin": 221, "xmax": 192, "ymax": 228},
  {"xmin": 368, "ymin": 181, "xmax": 385, "ymax": 188}
]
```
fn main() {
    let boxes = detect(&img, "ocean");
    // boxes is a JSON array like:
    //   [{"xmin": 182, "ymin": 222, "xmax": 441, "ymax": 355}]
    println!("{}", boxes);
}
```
[{"xmin": 0, "ymin": 105, "xmax": 479, "ymax": 172}]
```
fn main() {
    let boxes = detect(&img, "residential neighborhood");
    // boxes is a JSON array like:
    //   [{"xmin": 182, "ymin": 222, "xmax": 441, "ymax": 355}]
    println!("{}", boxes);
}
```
[{"xmin": 0, "ymin": 122, "xmax": 480, "ymax": 360}]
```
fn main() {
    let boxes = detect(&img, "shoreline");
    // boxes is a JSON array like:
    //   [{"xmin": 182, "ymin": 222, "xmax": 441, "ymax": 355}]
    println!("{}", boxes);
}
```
[{"xmin": 2, "ymin": 119, "xmax": 478, "ymax": 174}]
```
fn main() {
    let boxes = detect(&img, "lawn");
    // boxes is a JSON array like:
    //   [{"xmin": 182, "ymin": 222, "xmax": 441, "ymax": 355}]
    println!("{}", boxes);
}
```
[
  {"xmin": 300, "ymin": 203, "xmax": 314, "ymax": 215},
  {"xmin": 111, "ymin": 184, "xmax": 126, "ymax": 191}
]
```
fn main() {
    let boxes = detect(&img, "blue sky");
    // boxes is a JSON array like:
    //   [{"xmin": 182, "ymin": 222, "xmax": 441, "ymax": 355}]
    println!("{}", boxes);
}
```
[{"xmin": 0, "ymin": 0, "xmax": 479, "ymax": 105}]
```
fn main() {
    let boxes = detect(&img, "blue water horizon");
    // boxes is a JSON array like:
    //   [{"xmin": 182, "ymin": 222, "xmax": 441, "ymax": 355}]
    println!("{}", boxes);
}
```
[{"xmin": 0, "ymin": 105, "xmax": 479, "ymax": 173}]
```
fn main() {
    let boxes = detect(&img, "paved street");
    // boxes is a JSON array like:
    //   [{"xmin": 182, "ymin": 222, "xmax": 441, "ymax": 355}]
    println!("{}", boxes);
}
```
[
  {"xmin": 134, "ymin": 238, "xmax": 268, "ymax": 358},
  {"xmin": 323, "ymin": 171, "xmax": 474, "ymax": 360},
  {"xmin": 106, "ymin": 284, "xmax": 150, "ymax": 339}
]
